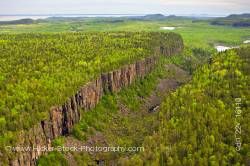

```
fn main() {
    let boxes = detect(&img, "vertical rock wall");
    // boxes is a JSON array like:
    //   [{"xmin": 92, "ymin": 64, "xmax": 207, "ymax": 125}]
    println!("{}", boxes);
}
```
[{"xmin": 8, "ymin": 44, "xmax": 183, "ymax": 166}]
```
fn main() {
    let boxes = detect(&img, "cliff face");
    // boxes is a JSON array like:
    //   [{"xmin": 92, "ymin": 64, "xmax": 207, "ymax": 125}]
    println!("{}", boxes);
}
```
[{"xmin": 8, "ymin": 45, "xmax": 182, "ymax": 166}]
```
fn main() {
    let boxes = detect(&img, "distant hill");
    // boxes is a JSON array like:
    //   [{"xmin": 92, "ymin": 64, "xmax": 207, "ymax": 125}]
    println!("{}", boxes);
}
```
[
  {"xmin": 41, "ymin": 14, "xmax": 188, "ymax": 23},
  {"xmin": 141, "ymin": 14, "xmax": 166, "ymax": 20},
  {"xmin": 226, "ymin": 13, "xmax": 250, "ymax": 19},
  {"xmin": 0, "ymin": 14, "xmax": 192, "ymax": 25},
  {"xmin": 0, "ymin": 18, "xmax": 34, "ymax": 25},
  {"xmin": 44, "ymin": 17, "xmax": 86, "ymax": 22},
  {"xmin": 127, "ymin": 14, "xmax": 189, "ymax": 21},
  {"xmin": 210, "ymin": 13, "xmax": 250, "ymax": 27}
]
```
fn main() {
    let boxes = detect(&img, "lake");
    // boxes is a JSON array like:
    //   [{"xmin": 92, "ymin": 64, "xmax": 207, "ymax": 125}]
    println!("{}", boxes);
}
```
[
  {"xmin": 215, "ymin": 46, "xmax": 231, "ymax": 52},
  {"xmin": 0, "ymin": 14, "xmax": 144, "ymax": 21},
  {"xmin": 0, "ymin": 16, "xmax": 49, "ymax": 21},
  {"xmin": 160, "ymin": 27, "xmax": 176, "ymax": 30},
  {"xmin": 215, "ymin": 45, "xmax": 241, "ymax": 52},
  {"xmin": 243, "ymin": 40, "xmax": 250, "ymax": 44}
]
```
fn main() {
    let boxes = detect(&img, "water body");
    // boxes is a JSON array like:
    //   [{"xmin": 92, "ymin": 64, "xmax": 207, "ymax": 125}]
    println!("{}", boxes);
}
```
[
  {"xmin": 0, "ymin": 16, "xmax": 48, "ymax": 21},
  {"xmin": 215, "ymin": 46, "xmax": 232, "ymax": 52},
  {"xmin": 215, "ymin": 45, "xmax": 241, "ymax": 52},
  {"xmin": 0, "ymin": 14, "xmax": 144, "ymax": 21},
  {"xmin": 215, "ymin": 39, "xmax": 250, "ymax": 52},
  {"xmin": 160, "ymin": 27, "xmax": 176, "ymax": 30},
  {"xmin": 243, "ymin": 40, "xmax": 250, "ymax": 44}
]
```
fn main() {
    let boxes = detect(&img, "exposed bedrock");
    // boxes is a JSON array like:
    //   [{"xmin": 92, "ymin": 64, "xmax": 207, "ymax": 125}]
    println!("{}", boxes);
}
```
[{"xmin": 8, "ymin": 45, "xmax": 183, "ymax": 166}]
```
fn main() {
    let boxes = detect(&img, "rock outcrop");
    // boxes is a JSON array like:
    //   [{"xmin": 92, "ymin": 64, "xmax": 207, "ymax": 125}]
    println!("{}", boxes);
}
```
[{"xmin": 7, "ymin": 44, "xmax": 183, "ymax": 166}]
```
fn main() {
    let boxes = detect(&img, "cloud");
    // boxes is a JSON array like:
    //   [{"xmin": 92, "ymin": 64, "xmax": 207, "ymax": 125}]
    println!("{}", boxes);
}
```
[
  {"xmin": 158, "ymin": 0, "xmax": 248, "ymax": 5},
  {"xmin": 0, "ymin": 0, "xmax": 249, "ymax": 15},
  {"xmin": 156, "ymin": 0, "xmax": 250, "ymax": 15}
]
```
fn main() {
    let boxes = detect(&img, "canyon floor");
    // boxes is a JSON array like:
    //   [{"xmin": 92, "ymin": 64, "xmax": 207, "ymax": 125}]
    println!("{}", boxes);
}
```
[{"xmin": 62, "ymin": 63, "xmax": 191, "ymax": 165}]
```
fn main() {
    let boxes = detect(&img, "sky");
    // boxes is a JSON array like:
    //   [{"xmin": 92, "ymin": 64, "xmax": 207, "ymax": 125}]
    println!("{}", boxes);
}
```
[{"xmin": 0, "ymin": 0, "xmax": 249, "ymax": 16}]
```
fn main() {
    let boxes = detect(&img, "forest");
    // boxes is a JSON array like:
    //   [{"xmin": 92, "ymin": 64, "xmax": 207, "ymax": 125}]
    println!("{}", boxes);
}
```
[
  {"xmin": 37, "ymin": 46, "xmax": 249, "ymax": 165},
  {"xmin": 0, "ymin": 32, "xmax": 184, "ymax": 164},
  {"xmin": 210, "ymin": 14, "xmax": 250, "ymax": 27},
  {"xmin": 119, "ymin": 47, "xmax": 250, "ymax": 166},
  {"xmin": 0, "ymin": 12, "xmax": 249, "ymax": 166}
]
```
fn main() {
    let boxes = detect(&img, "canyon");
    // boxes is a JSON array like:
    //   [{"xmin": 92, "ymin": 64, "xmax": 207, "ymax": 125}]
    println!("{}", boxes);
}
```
[{"xmin": 7, "ymin": 45, "xmax": 183, "ymax": 166}]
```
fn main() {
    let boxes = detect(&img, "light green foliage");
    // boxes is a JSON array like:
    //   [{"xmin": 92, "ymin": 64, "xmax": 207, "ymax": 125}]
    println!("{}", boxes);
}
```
[
  {"xmin": 1, "ymin": 18, "xmax": 249, "ymax": 49},
  {"xmin": 120, "ymin": 47, "xmax": 250, "ymax": 165},
  {"xmin": 52, "ymin": 137, "xmax": 65, "ymax": 147},
  {"xmin": 70, "ymin": 54, "xmax": 191, "ymax": 164},
  {"xmin": 37, "ymin": 151, "xmax": 68, "ymax": 166},
  {"xmin": 0, "ymin": 32, "xmax": 182, "ymax": 134},
  {"xmin": 0, "ymin": 32, "xmax": 183, "ymax": 163},
  {"xmin": 0, "ymin": 16, "xmax": 249, "ymax": 165}
]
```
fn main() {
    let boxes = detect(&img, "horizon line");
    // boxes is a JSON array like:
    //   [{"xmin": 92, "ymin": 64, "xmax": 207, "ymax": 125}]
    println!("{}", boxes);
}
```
[{"xmin": 0, "ymin": 13, "xmax": 236, "ymax": 17}]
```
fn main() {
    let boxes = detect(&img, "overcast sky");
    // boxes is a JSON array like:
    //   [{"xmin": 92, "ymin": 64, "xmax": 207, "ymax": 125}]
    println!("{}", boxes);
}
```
[{"xmin": 0, "ymin": 0, "xmax": 249, "ymax": 16}]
